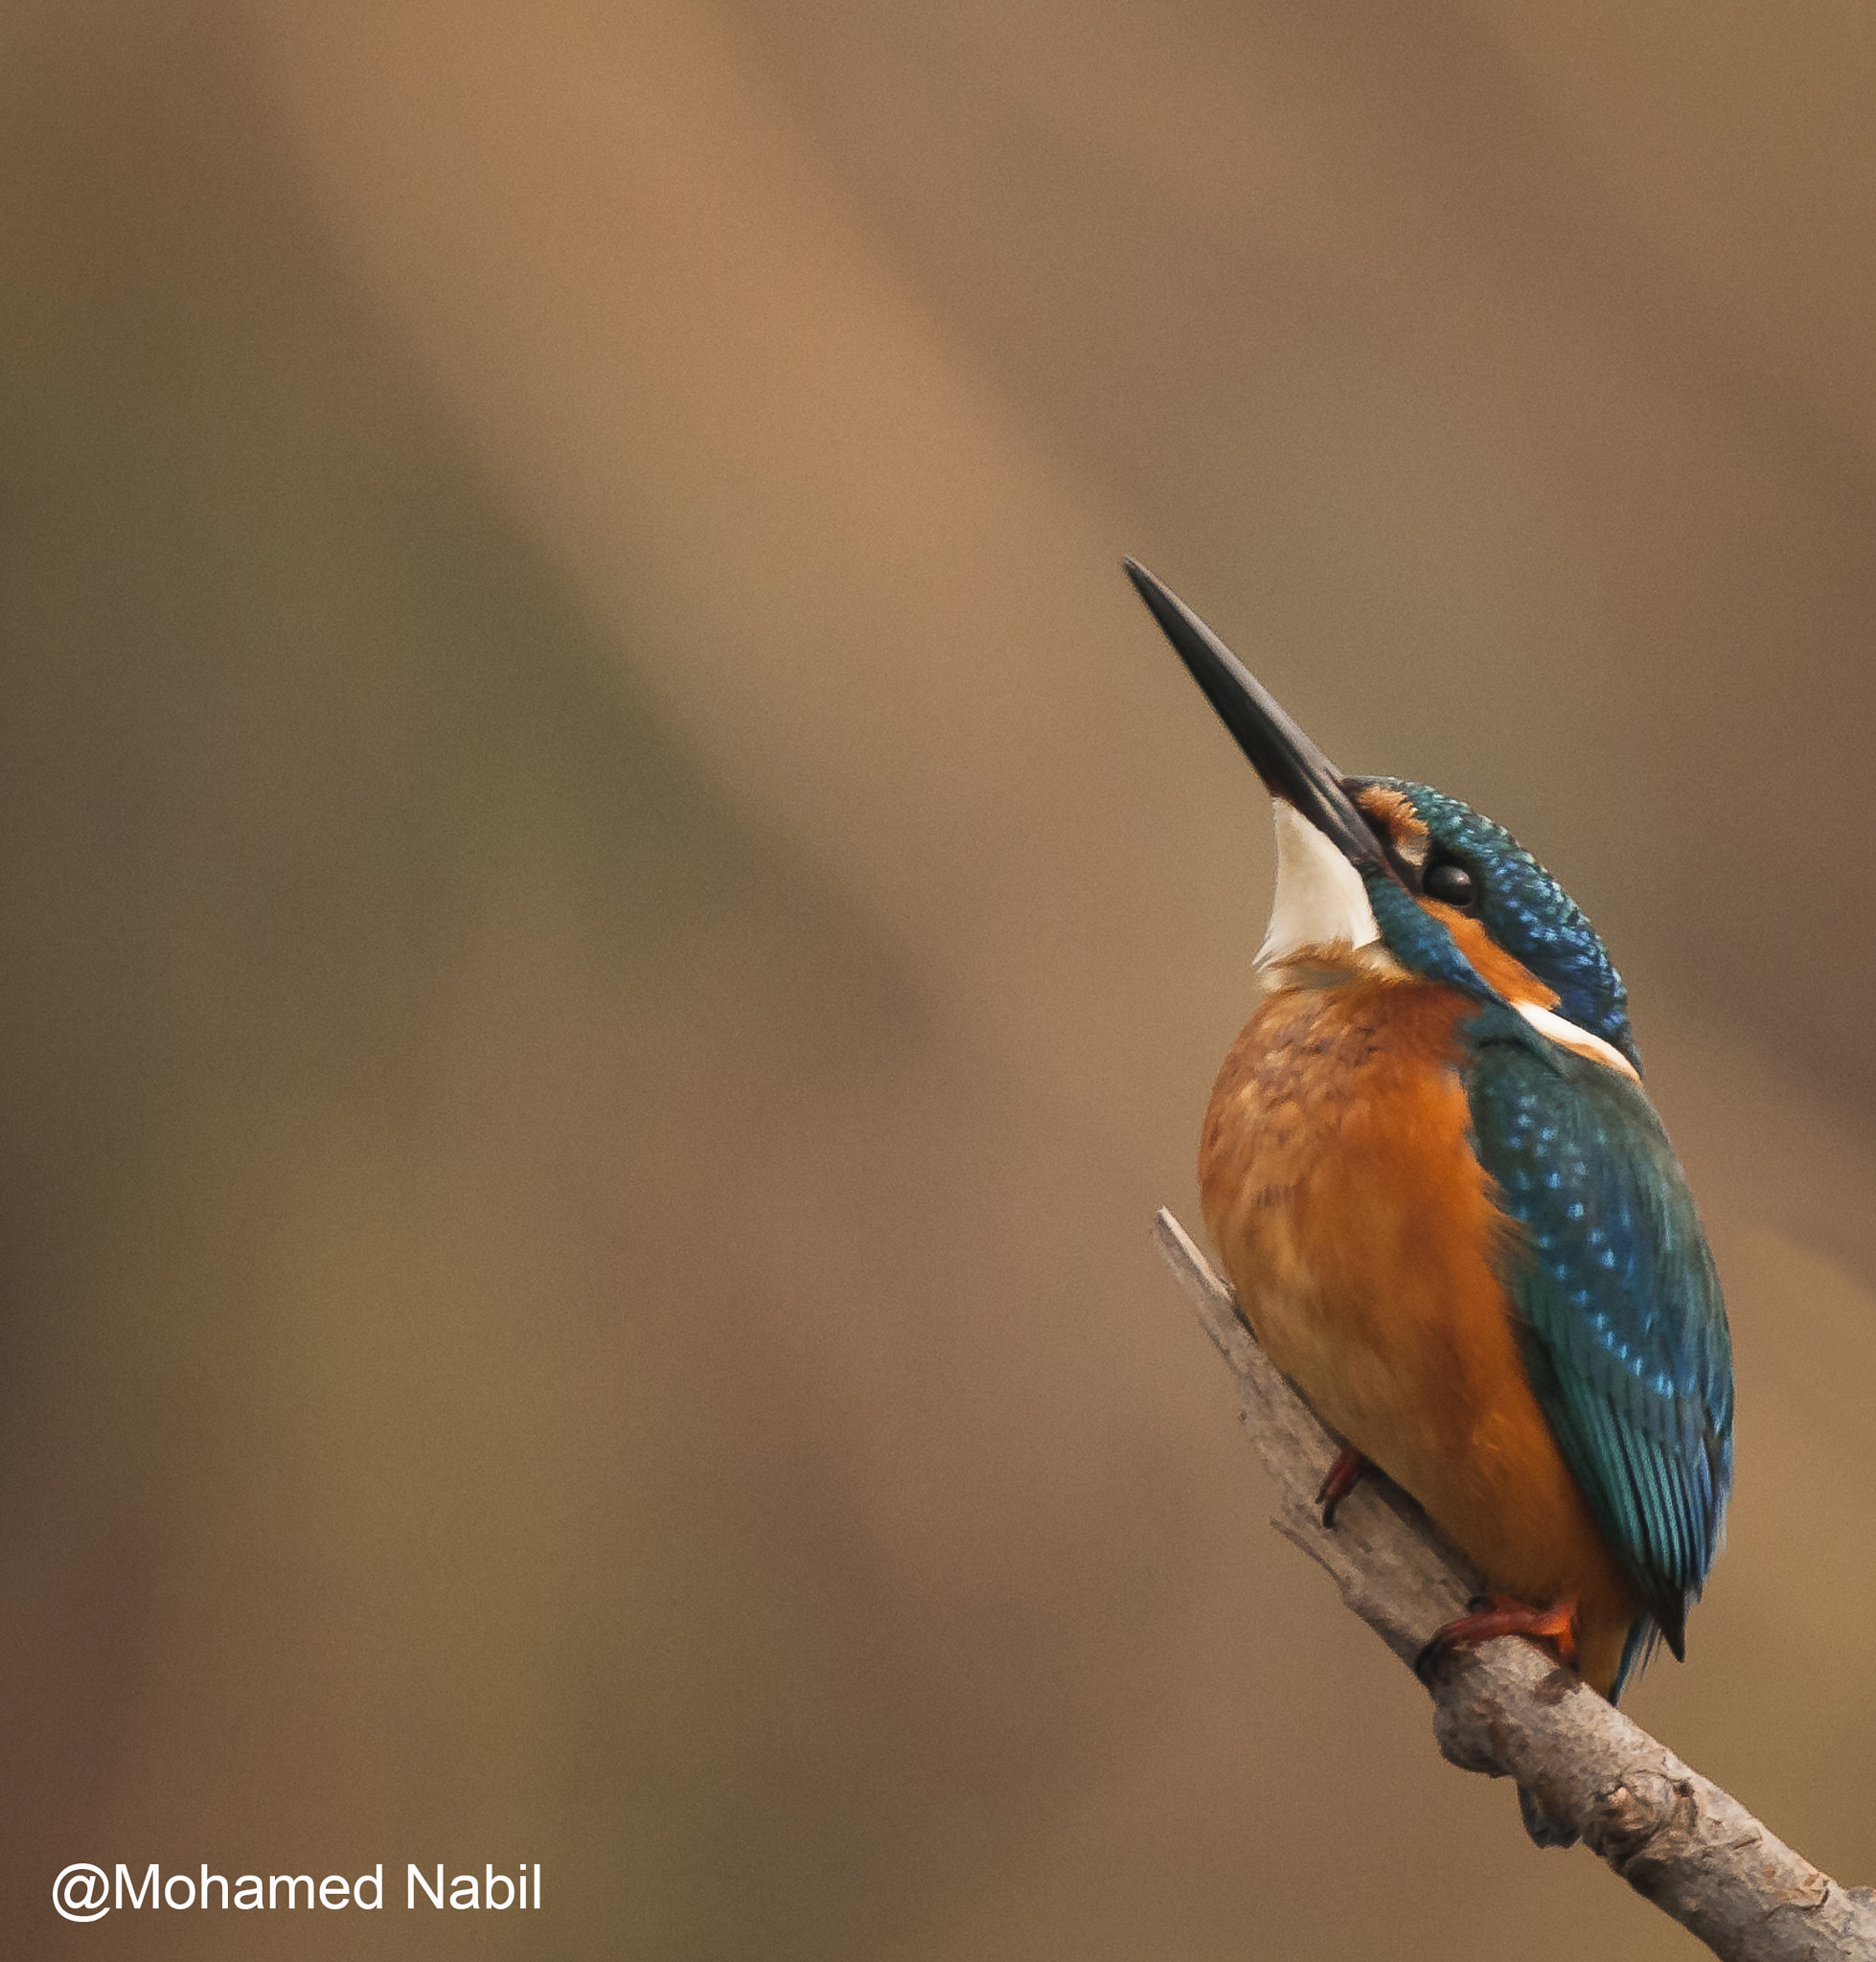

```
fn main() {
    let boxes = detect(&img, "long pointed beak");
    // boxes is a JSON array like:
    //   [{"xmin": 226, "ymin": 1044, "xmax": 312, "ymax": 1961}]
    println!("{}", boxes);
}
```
[{"xmin": 1124, "ymin": 559, "xmax": 1399, "ymax": 881}]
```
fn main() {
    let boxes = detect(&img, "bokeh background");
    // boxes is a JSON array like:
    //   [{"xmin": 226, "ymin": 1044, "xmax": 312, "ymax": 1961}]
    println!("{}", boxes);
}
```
[{"xmin": 3, "ymin": 2, "xmax": 1874, "ymax": 1955}]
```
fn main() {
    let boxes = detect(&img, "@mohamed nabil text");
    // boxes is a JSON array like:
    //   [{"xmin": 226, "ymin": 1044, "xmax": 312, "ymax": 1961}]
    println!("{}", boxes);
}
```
[{"xmin": 52, "ymin": 1862, "xmax": 542, "ymax": 1921}]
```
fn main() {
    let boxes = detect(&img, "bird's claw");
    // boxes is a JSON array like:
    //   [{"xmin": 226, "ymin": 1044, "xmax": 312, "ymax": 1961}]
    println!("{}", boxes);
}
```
[
  {"xmin": 1315, "ymin": 1446, "xmax": 1370, "ymax": 1528},
  {"xmin": 1415, "ymin": 1595, "xmax": 1580, "ymax": 1684}
]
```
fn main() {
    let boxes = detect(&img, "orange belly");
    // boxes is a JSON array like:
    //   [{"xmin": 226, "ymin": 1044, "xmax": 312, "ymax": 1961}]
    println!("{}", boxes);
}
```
[{"xmin": 1200, "ymin": 970, "xmax": 1640, "ymax": 1695}]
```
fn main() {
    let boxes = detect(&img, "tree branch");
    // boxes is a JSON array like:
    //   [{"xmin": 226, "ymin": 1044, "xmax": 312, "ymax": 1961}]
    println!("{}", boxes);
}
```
[{"xmin": 1154, "ymin": 1206, "xmax": 1876, "ymax": 1962}]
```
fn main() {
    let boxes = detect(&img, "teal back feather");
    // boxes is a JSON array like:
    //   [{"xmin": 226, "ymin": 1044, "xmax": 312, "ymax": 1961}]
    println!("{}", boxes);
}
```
[{"xmin": 1463, "ymin": 1012, "xmax": 1733, "ymax": 1695}]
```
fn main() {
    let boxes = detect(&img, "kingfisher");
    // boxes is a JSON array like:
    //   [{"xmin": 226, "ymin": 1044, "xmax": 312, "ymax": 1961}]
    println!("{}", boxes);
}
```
[{"xmin": 1127, "ymin": 560, "xmax": 1733, "ymax": 1826}]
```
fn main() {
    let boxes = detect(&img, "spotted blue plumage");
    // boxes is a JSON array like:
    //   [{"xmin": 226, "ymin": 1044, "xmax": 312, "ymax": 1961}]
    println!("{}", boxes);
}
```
[
  {"xmin": 1344, "ymin": 775, "xmax": 1732, "ymax": 1700},
  {"xmin": 1465, "ymin": 1011, "xmax": 1733, "ymax": 1698},
  {"xmin": 1353, "ymin": 778, "xmax": 1641, "ymax": 1073}
]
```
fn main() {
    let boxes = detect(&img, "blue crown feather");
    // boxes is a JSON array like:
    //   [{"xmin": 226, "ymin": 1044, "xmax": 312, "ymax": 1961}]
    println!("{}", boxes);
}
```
[{"xmin": 1353, "ymin": 778, "xmax": 1641, "ymax": 1074}]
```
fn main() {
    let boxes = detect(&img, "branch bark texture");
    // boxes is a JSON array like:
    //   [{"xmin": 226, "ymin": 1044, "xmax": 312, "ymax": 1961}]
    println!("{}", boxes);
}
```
[{"xmin": 1155, "ymin": 1206, "xmax": 1876, "ymax": 1962}]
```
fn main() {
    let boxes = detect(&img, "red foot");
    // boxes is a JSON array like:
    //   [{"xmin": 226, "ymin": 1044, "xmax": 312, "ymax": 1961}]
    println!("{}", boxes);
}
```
[
  {"xmin": 1415, "ymin": 1594, "xmax": 1579, "ymax": 1683},
  {"xmin": 1315, "ymin": 1447, "xmax": 1371, "ymax": 1528}
]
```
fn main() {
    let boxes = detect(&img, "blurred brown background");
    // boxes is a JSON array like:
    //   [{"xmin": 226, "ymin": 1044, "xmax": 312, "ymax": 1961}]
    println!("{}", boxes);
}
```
[{"xmin": 2, "ymin": 2, "xmax": 1873, "ymax": 1955}]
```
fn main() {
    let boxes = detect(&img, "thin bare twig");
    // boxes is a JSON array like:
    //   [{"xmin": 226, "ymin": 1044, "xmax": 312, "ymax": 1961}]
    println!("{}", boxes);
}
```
[{"xmin": 1155, "ymin": 1206, "xmax": 1876, "ymax": 1962}]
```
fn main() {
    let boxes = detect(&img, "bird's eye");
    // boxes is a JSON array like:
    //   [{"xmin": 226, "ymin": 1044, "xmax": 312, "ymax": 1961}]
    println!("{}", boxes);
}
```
[{"xmin": 1424, "ymin": 859, "xmax": 1476, "ymax": 910}]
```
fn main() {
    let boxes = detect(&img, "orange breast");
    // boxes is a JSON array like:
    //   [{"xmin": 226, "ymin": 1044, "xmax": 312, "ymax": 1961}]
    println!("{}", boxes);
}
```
[{"xmin": 1200, "ymin": 969, "xmax": 1640, "ymax": 1694}]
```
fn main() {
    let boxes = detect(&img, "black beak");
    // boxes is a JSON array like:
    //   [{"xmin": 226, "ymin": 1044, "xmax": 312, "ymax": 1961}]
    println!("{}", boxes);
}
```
[{"xmin": 1123, "ymin": 559, "xmax": 1399, "ymax": 881}]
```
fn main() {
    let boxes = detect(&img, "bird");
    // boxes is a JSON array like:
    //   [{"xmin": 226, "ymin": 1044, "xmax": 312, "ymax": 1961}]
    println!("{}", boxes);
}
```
[{"xmin": 1126, "ymin": 559, "xmax": 1733, "ymax": 1839}]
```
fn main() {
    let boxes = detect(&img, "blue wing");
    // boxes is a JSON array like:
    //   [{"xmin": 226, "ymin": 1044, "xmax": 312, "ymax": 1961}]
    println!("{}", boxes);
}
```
[{"xmin": 1465, "ymin": 1015, "xmax": 1733, "ymax": 1696}]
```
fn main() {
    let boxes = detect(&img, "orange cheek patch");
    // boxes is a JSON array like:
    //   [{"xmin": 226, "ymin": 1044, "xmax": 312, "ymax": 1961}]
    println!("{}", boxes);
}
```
[{"xmin": 1429, "ymin": 906, "xmax": 1560, "ymax": 1010}]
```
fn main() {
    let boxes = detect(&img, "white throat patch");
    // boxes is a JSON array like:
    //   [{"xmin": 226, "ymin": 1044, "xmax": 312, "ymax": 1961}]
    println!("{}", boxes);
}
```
[
  {"xmin": 1253, "ymin": 799, "xmax": 1643, "ymax": 1084},
  {"xmin": 1256, "ymin": 799, "xmax": 1383, "ymax": 970}
]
